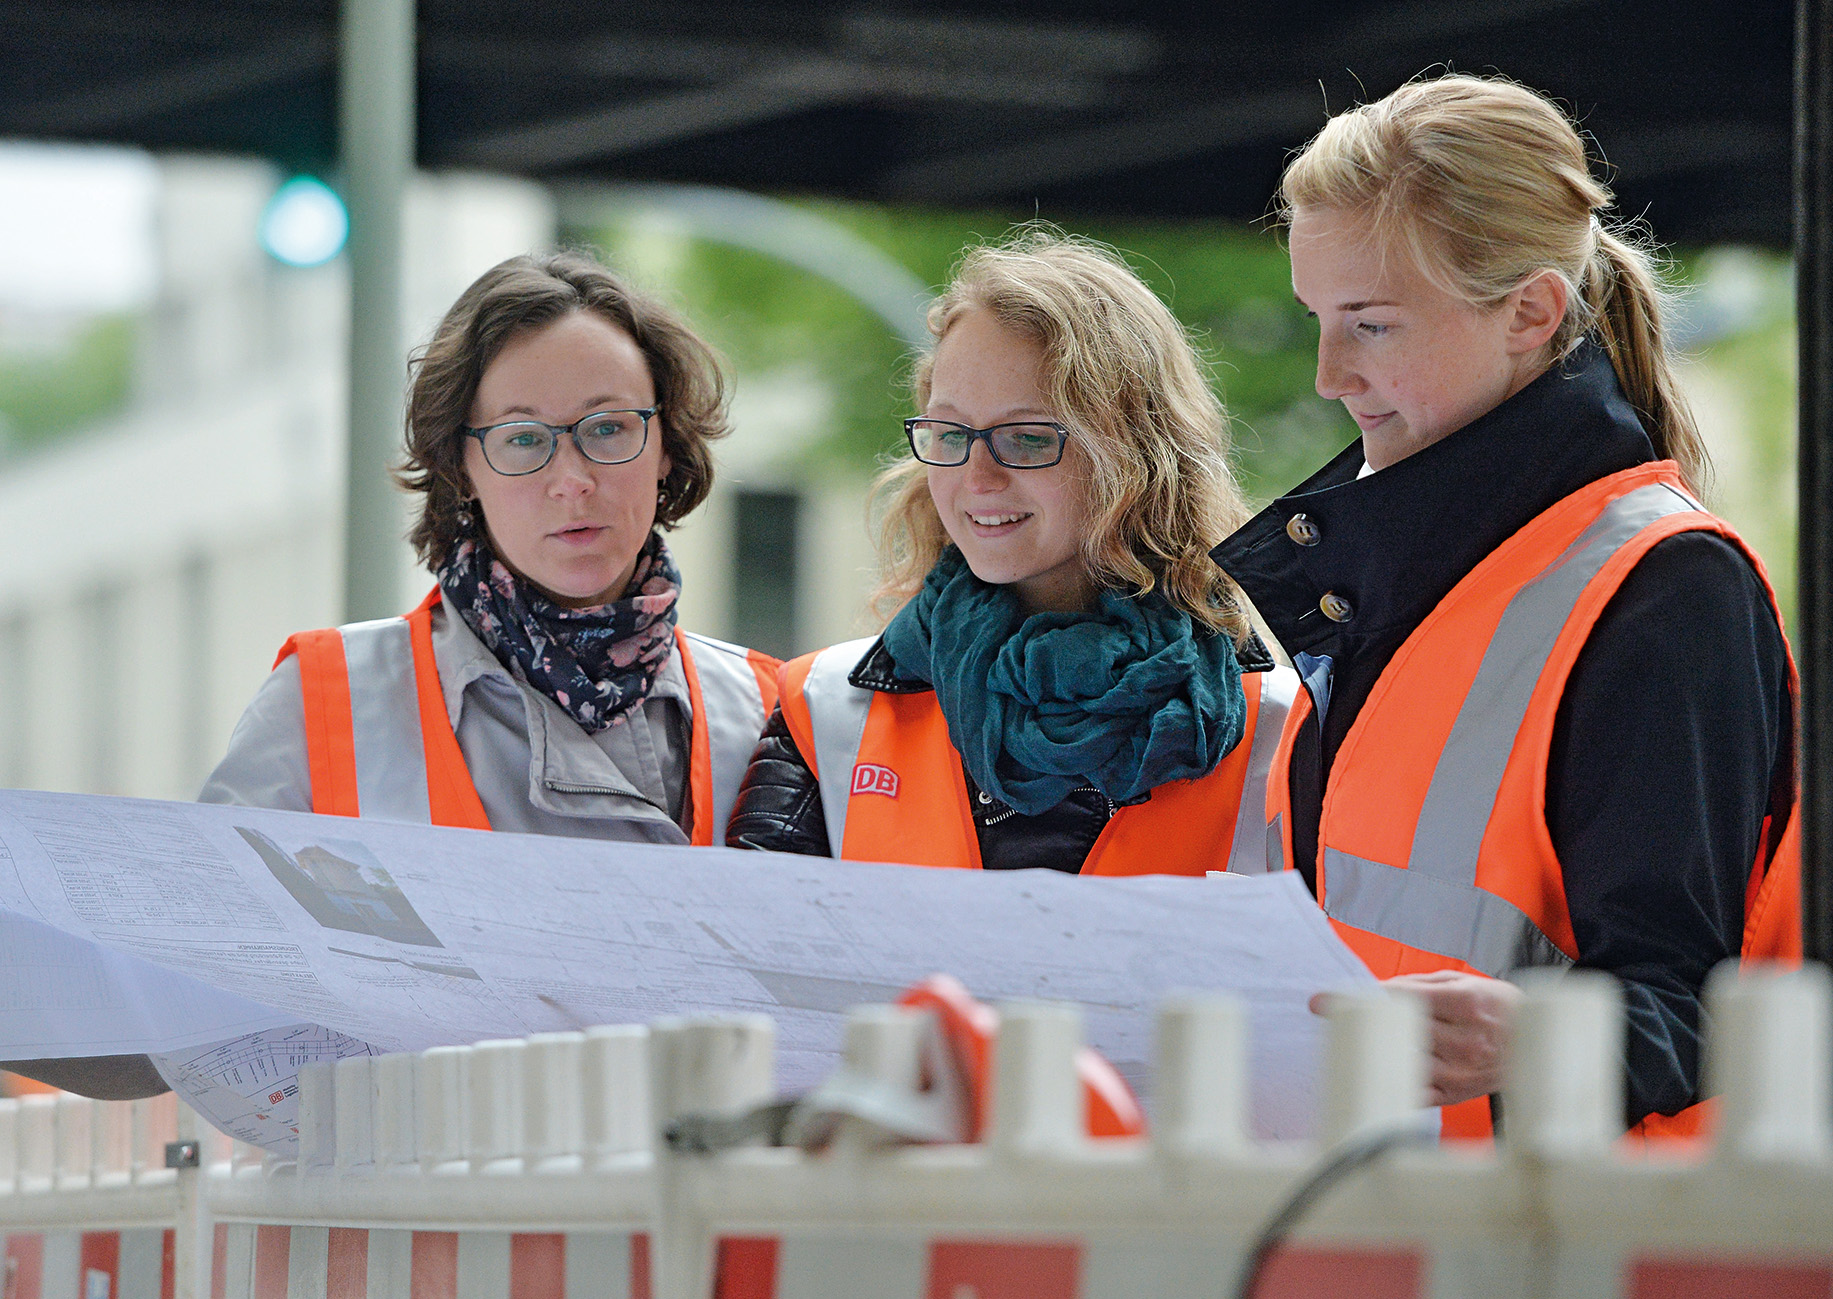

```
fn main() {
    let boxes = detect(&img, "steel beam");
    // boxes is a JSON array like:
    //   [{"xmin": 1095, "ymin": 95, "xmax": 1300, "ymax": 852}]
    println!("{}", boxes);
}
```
[{"xmin": 1799, "ymin": 0, "xmax": 1833, "ymax": 962}]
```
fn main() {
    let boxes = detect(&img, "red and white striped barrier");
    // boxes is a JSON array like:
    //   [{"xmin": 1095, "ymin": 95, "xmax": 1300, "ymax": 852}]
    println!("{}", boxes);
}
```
[
  {"xmin": 0, "ymin": 1092, "xmax": 222, "ymax": 1299},
  {"xmin": 5, "ymin": 968, "xmax": 1832, "ymax": 1299}
]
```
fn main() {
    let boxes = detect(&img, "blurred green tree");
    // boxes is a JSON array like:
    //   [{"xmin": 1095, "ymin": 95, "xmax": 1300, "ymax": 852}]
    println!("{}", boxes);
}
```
[
  {"xmin": 0, "ymin": 316, "xmax": 135, "ymax": 456},
  {"xmin": 574, "ymin": 203, "xmax": 1358, "ymax": 504}
]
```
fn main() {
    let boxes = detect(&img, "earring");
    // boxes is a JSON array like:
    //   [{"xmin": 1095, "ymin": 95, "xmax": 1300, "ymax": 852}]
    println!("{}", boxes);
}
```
[
  {"xmin": 656, "ymin": 482, "xmax": 670, "ymax": 508},
  {"xmin": 456, "ymin": 499, "xmax": 476, "ymax": 532}
]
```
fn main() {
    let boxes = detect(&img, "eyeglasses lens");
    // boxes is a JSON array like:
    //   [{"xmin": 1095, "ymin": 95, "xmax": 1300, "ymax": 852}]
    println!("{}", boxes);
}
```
[
  {"xmin": 991, "ymin": 425, "xmax": 1063, "ymax": 466},
  {"xmin": 483, "ymin": 423, "xmax": 556, "ymax": 475},
  {"xmin": 573, "ymin": 412, "xmax": 647, "ymax": 464}
]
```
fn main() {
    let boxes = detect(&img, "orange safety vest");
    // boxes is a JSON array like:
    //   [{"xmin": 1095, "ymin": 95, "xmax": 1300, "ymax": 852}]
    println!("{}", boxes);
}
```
[
  {"xmin": 275, "ymin": 588, "xmax": 780, "ymax": 845},
  {"xmin": 777, "ymin": 635, "xmax": 1299, "ymax": 876},
  {"xmin": 1264, "ymin": 462, "xmax": 1802, "ymax": 1140}
]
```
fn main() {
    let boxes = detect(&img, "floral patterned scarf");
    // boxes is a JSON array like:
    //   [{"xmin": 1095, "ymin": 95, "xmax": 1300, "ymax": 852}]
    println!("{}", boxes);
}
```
[{"xmin": 436, "ymin": 528, "xmax": 682, "ymax": 733}]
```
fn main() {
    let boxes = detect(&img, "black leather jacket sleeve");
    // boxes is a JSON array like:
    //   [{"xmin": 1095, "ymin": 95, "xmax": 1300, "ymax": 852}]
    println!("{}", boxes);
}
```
[{"xmin": 726, "ymin": 704, "xmax": 833, "ymax": 855}]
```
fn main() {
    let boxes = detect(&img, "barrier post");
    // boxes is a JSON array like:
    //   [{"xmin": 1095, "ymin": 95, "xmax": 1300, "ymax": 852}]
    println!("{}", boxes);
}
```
[
  {"xmin": 373, "ymin": 1051, "xmax": 418, "ymax": 1175},
  {"xmin": 1154, "ymin": 995, "xmax": 1249, "ymax": 1160},
  {"xmin": 334, "ymin": 1057, "xmax": 376, "ymax": 1177},
  {"xmin": 988, "ymin": 1001, "xmax": 1085, "ymax": 1158},
  {"xmin": 19, "ymin": 1094, "xmax": 54, "ymax": 1192},
  {"xmin": 829, "ymin": 1004, "xmax": 930, "ymax": 1152},
  {"xmin": 297, "ymin": 1062, "xmax": 336, "ymax": 1179},
  {"xmin": 172, "ymin": 1103, "xmax": 207, "ymax": 1299},
  {"xmin": 416, "ymin": 1045, "xmax": 471, "ymax": 1177},
  {"xmin": 582, "ymin": 1026, "xmax": 650, "ymax": 1171},
  {"xmin": 1319, "ymin": 988, "xmax": 1429, "ymax": 1144},
  {"xmin": 53, "ymin": 1094, "xmax": 92, "ymax": 1193},
  {"xmin": 467, "ymin": 1039, "xmax": 527, "ymax": 1176},
  {"xmin": 524, "ymin": 1031, "xmax": 586, "ymax": 1176},
  {"xmin": 94, "ymin": 1096, "xmax": 133, "ymax": 1190},
  {"xmin": 1706, "ymin": 962, "xmax": 1832, "ymax": 1161},
  {"xmin": 1505, "ymin": 971, "xmax": 1624, "ymax": 1158},
  {"xmin": 648, "ymin": 1017, "xmax": 775, "ymax": 1299},
  {"xmin": 0, "ymin": 1098, "xmax": 16, "ymax": 1194}
]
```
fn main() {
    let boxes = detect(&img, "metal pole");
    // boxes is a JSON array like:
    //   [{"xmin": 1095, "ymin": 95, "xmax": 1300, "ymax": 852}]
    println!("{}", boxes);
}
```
[
  {"xmin": 1799, "ymin": 0, "xmax": 1833, "ymax": 962},
  {"xmin": 339, "ymin": 0, "xmax": 415, "ymax": 623}
]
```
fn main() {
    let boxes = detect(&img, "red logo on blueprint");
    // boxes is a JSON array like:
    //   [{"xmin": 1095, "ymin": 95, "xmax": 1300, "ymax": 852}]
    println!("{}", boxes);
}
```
[{"xmin": 850, "ymin": 763, "xmax": 900, "ymax": 797}]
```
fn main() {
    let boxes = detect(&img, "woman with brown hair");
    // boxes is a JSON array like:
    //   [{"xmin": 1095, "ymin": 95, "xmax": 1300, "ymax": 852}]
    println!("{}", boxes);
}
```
[
  {"xmin": 201, "ymin": 250, "xmax": 778, "ymax": 845},
  {"xmin": 728, "ymin": 230, "xmax": 1297, "ymax": 878}
]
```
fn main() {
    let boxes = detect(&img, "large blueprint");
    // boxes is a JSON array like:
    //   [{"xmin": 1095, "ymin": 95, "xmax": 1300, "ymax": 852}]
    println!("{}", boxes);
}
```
[{"xmin": 0, "ymin": 789, "xmax": 1373, "ymax": 1147}]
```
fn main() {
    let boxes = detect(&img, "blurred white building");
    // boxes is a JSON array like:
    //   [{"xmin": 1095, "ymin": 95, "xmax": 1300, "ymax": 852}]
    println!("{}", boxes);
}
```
[{"xmin": 0, "ymin": 155, "xmax": 877, "ymax": 802}]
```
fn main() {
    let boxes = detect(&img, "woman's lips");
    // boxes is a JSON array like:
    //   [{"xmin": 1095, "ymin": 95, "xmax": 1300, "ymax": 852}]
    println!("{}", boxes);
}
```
[
  {"xmin": 550, "ymin": 524, "xmax": 609, "ymax": 546},
  {"xmin": 966, "ymin": 511, "xmax": 1030, "ymax": 537}
]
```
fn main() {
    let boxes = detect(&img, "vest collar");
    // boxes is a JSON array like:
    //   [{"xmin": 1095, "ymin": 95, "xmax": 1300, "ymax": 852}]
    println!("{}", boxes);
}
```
[{"xmin": 1211, "ymin": 341, "xmax": 1658, "ymax": 662}]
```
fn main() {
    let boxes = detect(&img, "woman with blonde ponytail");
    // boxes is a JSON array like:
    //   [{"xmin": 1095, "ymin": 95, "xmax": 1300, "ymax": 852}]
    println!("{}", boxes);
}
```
[{"xmin": 1213, "ymin": 75, "xmax": 1799, "ymax": 1143}]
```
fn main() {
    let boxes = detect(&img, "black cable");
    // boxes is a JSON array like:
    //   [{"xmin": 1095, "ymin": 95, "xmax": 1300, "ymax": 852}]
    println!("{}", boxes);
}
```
[{"xmin": 1230, "ymin": 1117, "xmax": 1440, "ymax": 1299}]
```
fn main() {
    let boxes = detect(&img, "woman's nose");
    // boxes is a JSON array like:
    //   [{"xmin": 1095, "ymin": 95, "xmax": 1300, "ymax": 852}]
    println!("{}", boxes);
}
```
[
  {"xmin": 1315, "ymin": 336, "xmax": 1362, "ymax": 401},
  {"xmin": 546, "ymin": 435, "xmax": 597, "ymax": 493},
  {"xmin": 963, "ymin": 438, "xmax": 1008, "ymax": 488}
]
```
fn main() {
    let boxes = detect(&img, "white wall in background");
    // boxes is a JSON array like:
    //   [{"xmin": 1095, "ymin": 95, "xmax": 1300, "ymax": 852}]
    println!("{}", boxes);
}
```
[{"xmin": 0, "ymin": 158, "xmax": 554, "ymax": 800}]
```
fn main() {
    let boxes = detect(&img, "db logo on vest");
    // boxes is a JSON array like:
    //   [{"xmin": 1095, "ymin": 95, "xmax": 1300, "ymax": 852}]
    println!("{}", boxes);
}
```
[{"xmin": 851, "ymin": 763, "xmax": 900, "ymax": 797}]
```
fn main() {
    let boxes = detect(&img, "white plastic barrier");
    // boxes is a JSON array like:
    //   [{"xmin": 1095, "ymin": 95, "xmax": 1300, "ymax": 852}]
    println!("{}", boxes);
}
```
[
  {"xmin": 0, "ymin": 1091, "xmax": 226, "ymax": 1299},
  {"xmin": 4, "ymin": 967, "xmax": 1831, "ymax": 1299}
]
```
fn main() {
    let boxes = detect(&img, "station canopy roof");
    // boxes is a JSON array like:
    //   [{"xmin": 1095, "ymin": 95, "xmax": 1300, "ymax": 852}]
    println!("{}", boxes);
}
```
[{"xmin": 0, "ymin": 0, "xmax": 1796, "ymax": 246}]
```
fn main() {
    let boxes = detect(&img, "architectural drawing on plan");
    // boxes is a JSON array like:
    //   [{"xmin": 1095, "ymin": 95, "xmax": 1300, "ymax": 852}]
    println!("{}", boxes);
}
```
[{"xmin": 235, "ymin": 827, "xmax": 442, "ymax": 947}]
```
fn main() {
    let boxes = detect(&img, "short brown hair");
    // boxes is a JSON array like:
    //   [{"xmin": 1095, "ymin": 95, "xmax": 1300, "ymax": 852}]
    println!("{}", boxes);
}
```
[{"xmin": 399, "ymin": 249, "xmax": 729, "ymax": 569}]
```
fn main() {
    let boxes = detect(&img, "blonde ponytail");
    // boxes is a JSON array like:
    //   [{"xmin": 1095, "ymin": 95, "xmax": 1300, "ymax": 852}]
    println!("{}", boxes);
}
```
[
  {"xmin": 1279, "ymin": 74, "xmax": 1712, "ymax": 497},
  {"xmin": 1584, "ymin": 229, "xmax": 1712, "ymax": 496}
]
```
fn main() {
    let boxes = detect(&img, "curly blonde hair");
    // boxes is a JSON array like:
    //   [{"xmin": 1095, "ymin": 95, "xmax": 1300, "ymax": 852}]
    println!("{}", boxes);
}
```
[
  {"xmin": 1279, "ymin": 74, "xmax": 1710, "ymax": 496},
  {"xmin": 871, "ymin": 230, "xmax": 1253, "ymax": 640}
]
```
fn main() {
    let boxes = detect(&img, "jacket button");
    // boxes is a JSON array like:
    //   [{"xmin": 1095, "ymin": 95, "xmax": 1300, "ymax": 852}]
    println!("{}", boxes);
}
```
[
  {"xmin": 1285, "ymin": 513, "xmax": 1321, "ymax": 546},
  {"xmin": 1319, "ymin": 592, "xmax": 1354, "ymax": 623}
]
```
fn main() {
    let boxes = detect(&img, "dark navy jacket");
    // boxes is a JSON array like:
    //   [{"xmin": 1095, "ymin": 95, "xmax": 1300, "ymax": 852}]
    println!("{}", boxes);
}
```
[{"xmin": 1211, "ymin": 344, "xmax": 1793, "ymax": 1126}]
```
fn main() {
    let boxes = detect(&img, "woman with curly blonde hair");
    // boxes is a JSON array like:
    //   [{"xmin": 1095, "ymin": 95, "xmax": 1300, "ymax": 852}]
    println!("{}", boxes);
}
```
[{"xmin": 729, "ymin": 231, "xmax": 1297, "ymax": 877}]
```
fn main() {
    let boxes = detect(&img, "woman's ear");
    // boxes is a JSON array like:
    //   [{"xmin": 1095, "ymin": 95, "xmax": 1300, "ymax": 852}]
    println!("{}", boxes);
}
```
[{"xmin": 1505, "ymin": 270, "xmax": 1569, "ymax": 356}]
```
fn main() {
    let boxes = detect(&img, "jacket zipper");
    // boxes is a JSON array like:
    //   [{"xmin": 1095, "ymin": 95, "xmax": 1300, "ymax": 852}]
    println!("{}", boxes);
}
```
[{"xmin": 974, "ymin": 786, "xmax": 1116, "ymax": 826}]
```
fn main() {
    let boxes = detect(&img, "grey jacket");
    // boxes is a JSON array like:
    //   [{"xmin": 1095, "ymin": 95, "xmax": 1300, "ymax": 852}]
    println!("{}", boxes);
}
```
[{"xmin": 199, "ymin": 601, "xmax": 722, "ymax": 841}]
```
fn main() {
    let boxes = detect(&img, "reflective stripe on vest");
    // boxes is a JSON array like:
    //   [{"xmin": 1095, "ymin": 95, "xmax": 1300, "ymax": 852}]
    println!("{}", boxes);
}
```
[
  {"xmin": 1226, "ymin": 664, "xmax": 1299, "ymax": 875},
  {"xmin": 281, "ymin": 594, "xmax": 777, "ymax": 842},
  {"xmin": 792, "ymin": 637, "xmax": 877, "ymax": 859},
  {"xmin": 678, "ymin": 630, "xmax": 782, "ymax": 843},
  {"xmin": 333, "ymin": 616, "xmax": 436, "ymax": 821},
  {"xmin": 778, "ymin": 640, "xmax": 1297, "ymax": 875}
]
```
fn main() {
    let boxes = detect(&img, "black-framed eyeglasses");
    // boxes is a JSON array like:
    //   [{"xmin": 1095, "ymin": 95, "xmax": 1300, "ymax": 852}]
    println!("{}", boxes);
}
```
[
  {"xmin": 903, "ymin": 417, "xmax": 1070, "ymax": 469},
  {"xmin": 464, "ymin": 408, "xmax": 657, "ymax": 476}
]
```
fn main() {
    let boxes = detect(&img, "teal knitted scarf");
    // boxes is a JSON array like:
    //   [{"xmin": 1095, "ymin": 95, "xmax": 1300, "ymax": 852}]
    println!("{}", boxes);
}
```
[{"xmin": 880, "ymin": 548, "xmax": 1246, "ymax": 817}]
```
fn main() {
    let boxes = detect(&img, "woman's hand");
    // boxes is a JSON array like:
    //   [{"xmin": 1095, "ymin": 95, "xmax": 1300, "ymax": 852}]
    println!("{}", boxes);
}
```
[{"xmin": 1310, "ymin": 971, "xmax": 1524, "ymax": 1107}]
